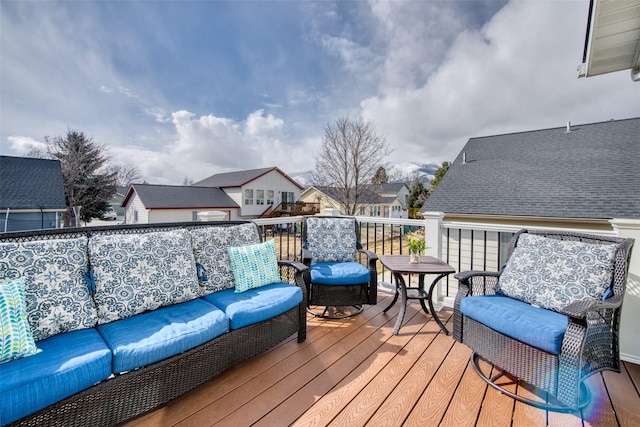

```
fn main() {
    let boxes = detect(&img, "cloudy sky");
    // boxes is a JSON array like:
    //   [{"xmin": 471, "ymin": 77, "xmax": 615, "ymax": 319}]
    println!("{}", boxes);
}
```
[{"xmin": 1, "ymin": 0, "xmax": 639, "ymax": 185}]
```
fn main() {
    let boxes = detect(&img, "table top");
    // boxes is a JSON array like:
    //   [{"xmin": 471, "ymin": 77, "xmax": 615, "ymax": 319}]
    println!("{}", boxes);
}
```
[{"xmin": 379, "ymin": 255, "xmax": 455, "ymax": 275}]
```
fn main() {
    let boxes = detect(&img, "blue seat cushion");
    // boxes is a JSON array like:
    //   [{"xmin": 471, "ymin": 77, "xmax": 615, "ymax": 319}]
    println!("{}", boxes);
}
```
[
  {"xmin": 0, "ymin": 328, "xmax": 112, "ymax": 425},
  {"xmin": 460, "ymin": 295, "xmax": 569, "ymax": 355},
  {"xmin": 310, "ymin": 262, "xmax": 370, "ymax": 285},
  {"xmin": 203, "ymin": 282, "xmax": 302, "ymax": 330},
  {"xmin": 97, "ymin": 298, "xmax": 228, "ymax": 374}
]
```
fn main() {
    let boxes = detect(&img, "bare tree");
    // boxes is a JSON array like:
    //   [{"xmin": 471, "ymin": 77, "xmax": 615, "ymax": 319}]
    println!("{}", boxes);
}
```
[
  {"xmin": 109, "ymin": 162, "xmax": 143, "ymax": 187},
  {"xmin": 315, "ymin": 117, "xmax": 391, "ymax": 215},
  {"xmin": 182, "ymin": 176, "xmax": 194, "ymax": 186}
]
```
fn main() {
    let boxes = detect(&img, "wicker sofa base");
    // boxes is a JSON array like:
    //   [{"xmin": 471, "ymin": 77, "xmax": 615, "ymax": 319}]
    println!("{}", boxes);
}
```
[{"xmin": 9, "ymin": 306, "xmax": 304, "ymax": 427}]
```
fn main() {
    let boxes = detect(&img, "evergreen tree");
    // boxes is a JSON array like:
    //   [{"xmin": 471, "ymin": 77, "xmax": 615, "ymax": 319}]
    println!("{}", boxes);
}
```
[
  {"xmin": 371, "ymin": 166, "xmax": 389, "ymax": 184},
  {"xmin": 46, "ymin": 130, "xmax": 117, "ymax": 226},
  {"xmin": 407, "ymin": 180, "xmax": 428, "ymax": 209},
  {"xmin": 430, "ymin": 161, "xmax": 450, "ymax": 192}
]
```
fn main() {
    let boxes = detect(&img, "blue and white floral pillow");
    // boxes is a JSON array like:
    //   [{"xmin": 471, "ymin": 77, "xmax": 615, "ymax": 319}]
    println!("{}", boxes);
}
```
[
  {"xmin": 0, "ymin": 237, "xmax": 97, "ymax": 341},
  {"xmin": 496, "ymin": 234, "xmax": 617, "ymax": 312},
  {"xmin": 189, "ymin": 223, "xmax": 260, "ymax": 294},
  {"xmin": 89, "ymin": 229, "xmax": 201, "ymax": 324},
  {"xmin": 306, "ymin": 217, "xmax": 357, "ymax": 263}
]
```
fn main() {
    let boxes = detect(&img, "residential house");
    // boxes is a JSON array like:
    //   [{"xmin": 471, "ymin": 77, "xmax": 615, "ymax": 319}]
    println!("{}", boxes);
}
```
[
  {"xmin": 577, "ymin": 0, "xmax": 640, "ymax": 82},
  {"xmin": 300, "ymin": 183, "xmax": 409, "ymax": 218},
  {"xmin": 121, "ymin": 184, "xmax": 240, "ymax": 224},
  {"xmin": 0, "ymin": 155, "xmax": 67, "ymax": 232},
  {"xmin": 421, "ymin": 117, "xmax": 640, "ymax": 362},
  {"xmin": 193, "ymin": 167, "xmax": 304, "ymax": 219}
]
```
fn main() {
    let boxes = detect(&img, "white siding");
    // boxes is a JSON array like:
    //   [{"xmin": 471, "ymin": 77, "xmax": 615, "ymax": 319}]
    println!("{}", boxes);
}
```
[
  {"xmin": 238, "ymin": 171, "xmax": 302, "ymax": 217},
  {"xmin": 124, "ymin": 193, "xmax": 149, "ymax": 224}
]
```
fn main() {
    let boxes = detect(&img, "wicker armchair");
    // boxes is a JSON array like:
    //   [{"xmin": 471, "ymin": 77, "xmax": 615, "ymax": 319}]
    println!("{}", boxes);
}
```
[
  {"xmin": 302, "ymin": 216, "xmax": 378, "ymax": 318},
  {"xmin": 453, "ymin": 229, "xmax": 634, "ymax": 412}
]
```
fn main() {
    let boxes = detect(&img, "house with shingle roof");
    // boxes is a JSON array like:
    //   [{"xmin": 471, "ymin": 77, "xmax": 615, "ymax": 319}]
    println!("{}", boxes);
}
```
[
  {"xmin": 193, "ymin": 167, "xmax": 304, "ymax": 218},
  {"xmin": 422, "ymin": 117, "xmax": 640, "ymax": 225},
  {"xmin": 121, "ymin": 184, "xmax": 240, "ymax": 223},
  {"xmin": 0, "ymin": 155, "xmax": 67, "ymax": 232},
  {"xmin": 301, "ymin": 183, "xmax": 409, "ymax": 218}
]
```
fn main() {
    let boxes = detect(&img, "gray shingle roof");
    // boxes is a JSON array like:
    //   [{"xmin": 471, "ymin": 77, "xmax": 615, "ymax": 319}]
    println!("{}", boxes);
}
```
[
  {"xmin": 0, "ymin": 155, "xmax": 66, "ymax": 210},
  {"xmin": 422, "ymin": 118, "xmax": 640, "ymax": 219},
  {"xmin": 124, "ymin": 184, "xmax": 239, "ymax": 209},
  {"xmin": 193, "ymin": 167, "xmax": 303, "ymax": 190}
]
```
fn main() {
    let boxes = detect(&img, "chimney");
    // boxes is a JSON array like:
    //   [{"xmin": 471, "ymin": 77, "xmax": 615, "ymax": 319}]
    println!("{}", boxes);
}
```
[
  {"xmin": 566, "ymin": 121, "xmax": 571, "ymax": 133},
  {"xmin": 462, "ymin": 152, "xmax": 467, "ymax": 164}
]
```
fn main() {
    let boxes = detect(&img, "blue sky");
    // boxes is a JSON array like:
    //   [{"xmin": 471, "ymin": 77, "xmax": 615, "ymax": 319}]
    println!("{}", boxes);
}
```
[{"xmin": 2, "ymin": 0, "xmax": 639, "ymax": 185}]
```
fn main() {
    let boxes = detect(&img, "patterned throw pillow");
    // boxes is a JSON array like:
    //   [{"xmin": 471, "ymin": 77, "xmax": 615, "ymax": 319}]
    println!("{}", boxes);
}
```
[
  {"xmin": 0, "ymin": 237, "xmax": 96, "ymax": 341},
  {"xmin": 495, "ymin": 234, "xmax": 617, "ymax": 312},
  {"xmin": 228, "ymin": 240, "xmax": 281, "ymax": 293},
  {"xmin": 306, "ymin": 217, "xmax": 357, "ymax": 263},
  {"xmin": 89, "ymin": 229, "xmax": 201, "ymax": 324},
  {"xmin": 189, "ymin": 223, "xmax": 260, "ymax": 294},
  {"xmin": 0, "ymin": 278, "xmax": 41, "ymax": 363}
]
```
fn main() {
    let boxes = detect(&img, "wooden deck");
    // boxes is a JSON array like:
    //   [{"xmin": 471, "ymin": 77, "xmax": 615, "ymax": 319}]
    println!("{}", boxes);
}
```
[{"xmin": 125, "ymin": 292, "xmax": 640, "ymax": 427}]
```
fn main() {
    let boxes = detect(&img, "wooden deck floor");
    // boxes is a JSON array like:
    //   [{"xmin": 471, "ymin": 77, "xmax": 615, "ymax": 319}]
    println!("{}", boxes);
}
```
[{"xmin": 125, "ymin": 292, "xmax": 640, "ymax": 427}]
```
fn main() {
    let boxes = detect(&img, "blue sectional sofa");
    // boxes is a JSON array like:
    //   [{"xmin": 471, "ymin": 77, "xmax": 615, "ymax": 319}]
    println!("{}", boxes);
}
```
[{"xmin": 0, "ymin": 221, "xmax": 307, "ymax": 426}]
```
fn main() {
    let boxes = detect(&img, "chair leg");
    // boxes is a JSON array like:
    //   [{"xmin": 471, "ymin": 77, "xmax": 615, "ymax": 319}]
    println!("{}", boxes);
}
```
[
  {"xmin": 470, "ymin": 352, "xmax": 590, "ymax": 413},
  {"xmin": 306, "ymin": 305, "xmax": 364, "ymax": 319}
]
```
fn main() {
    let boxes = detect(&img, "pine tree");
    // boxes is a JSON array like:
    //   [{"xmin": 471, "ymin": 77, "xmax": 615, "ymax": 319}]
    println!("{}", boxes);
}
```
[
  {"xmin": 371, "ymin": 166, "xmax": 389, "ymax": 184},
  {"xmin": 47, "ymin": 130, "xmax": 117, "ymax": 226}
]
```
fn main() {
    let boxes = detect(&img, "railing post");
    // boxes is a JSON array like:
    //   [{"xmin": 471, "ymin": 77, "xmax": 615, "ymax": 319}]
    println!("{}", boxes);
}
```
[
  {"xmin": 423, "ymin": 211, "xmax": 444, "ymax": 259},
  {"xmin": 610, "ymin": 218, "xmax": 640, "ymax": 364}
]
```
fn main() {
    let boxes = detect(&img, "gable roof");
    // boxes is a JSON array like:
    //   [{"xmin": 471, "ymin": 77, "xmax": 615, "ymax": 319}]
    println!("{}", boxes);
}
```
[
  {"xmin": 307, "ymin": 185, "xmax": 395, "ymax": 205},
  {"xmin": 122, "ymin": 184, "xmax": 239, "ymax": 209},
  {"xmin": 0, "ymin": 155, "xmax": 66, "ymax": 210},
  {"xmin": 193, "ymin": 167, "xmax": 304, "ymax": 190},
  {"xmin": 422, "ymin": 118, "xmax": 640, "ymax": 220}
]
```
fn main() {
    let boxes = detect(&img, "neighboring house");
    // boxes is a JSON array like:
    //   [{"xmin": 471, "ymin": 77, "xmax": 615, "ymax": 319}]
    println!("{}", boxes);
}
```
[
  {"xmin": 109, "ymin": 186, "xmax": 129, "ymax": 217},
  {"xmin": 300, "ymin": 183, "xmax": 409, "ymax": 218},
  {"xmin": 193, "ymin": 167, "xmax": 304, "ymax": 218},
  {"xmin": 420, "ymin": 117, "xmax": 640, "ymax": 362},
  {"xmin": 0, "ymin": 155, "xmax": 67, "ymax": 232},
  {"xmin": 422, "ymin": 118, "xmax": 640, "ymax": 228},
  {"xmin": 121, "ymin": 184, "xmax": 240, "ymax": 224}
]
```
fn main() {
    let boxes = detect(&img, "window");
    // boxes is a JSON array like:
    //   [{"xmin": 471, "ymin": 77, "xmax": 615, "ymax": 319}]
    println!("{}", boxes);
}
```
[
  {"xmin": 359, "ymin": 207, "xmax": 366, "ymax": 215},
  {"xmin": 283, "ymin": 192, "xmax": 295, "ymax": 203},
  {"xmin": 256, "ymin": 190, "xmax": 264, "ymax": 205},
  {"xmin": 369, "ymin": 206, "xmax": 380, "ymax": 217},
  {"xmin": 267, "ymin": 190, "xmax": 274, "ymax": 205},
  {"xmin": 245, "ymin": 189, "xmax": 254, "ymax": 205},
  {"xmin": 192, "ymin": 211, "xmax": 199, "ymax": 221},
  {"xmin": 133, "ymin": 210, "xmax": 138, "ymax": 222}
]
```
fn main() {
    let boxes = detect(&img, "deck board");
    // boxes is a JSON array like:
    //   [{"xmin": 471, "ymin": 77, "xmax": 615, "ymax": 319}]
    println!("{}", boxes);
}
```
[{"xmin": 124, "ymin": 293, "xmax": 640, "ymax": 427}]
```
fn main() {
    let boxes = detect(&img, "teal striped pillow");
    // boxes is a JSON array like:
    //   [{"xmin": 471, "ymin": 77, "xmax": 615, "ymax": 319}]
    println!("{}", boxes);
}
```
[
  {"xmin": 1, "ymin": 278, "xmax": 41, "ymax": 363},
  {"xmin": 228, "ymin": 240, "xmax": 281, "ymax": 293}
]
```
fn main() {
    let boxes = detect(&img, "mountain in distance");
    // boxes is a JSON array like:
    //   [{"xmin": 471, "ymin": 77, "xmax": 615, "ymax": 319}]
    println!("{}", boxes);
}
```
[{"xmin": 289, "ymin": 161, "xmax": 440, "ymax": 188}]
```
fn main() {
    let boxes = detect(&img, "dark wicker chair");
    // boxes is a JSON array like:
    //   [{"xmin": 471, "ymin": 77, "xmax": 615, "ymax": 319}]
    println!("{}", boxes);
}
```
[
  {"xmin": 302, "ymin": 216, "xmax": 378, "ymax": 318},
  {"xmin": 453, "ymin": 229, "xmax": 634, "ymax": 412}
]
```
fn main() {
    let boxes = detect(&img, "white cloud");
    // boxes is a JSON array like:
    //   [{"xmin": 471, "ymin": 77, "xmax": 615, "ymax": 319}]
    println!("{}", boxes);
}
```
[
  {"xmin": 360, "ymin": 1, "xmax": 640, "ymax": 164},
  {"xmin": 7, "ymin": 136, "xmax": 47, "ymax": 154}
]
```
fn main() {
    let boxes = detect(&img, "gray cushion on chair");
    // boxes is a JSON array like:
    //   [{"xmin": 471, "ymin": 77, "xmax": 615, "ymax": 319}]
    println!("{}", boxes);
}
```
[
  {"xmin": 495, "ymin": 234, "xmax": 617, "ymax": 312},
  {"xmin": 306, "ymin": 217, "xmax": 357, "ymax": 263}
]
